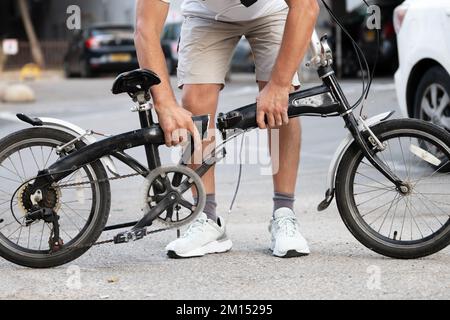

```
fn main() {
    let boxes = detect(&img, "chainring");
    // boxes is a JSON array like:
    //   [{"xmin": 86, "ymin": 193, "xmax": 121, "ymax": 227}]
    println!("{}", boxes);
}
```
[{"xmin": 141, "ymin": 166, "xmax": 206, "ymax": 228}]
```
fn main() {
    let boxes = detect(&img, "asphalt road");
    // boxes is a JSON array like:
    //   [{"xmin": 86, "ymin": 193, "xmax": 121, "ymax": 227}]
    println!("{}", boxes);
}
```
[{"xmin": 0, "ymin": 74, "xmax": 449, "ymax": 300}]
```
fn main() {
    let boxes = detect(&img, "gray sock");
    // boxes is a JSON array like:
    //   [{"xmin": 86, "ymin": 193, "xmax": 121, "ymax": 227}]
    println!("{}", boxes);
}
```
[
  {"xmin": 273, "ymin": 192, "xmax": 295, "ymax": 213},
  {"xmin": 195, "ymin": 194, "xmax": 217, "ymax": 221}
]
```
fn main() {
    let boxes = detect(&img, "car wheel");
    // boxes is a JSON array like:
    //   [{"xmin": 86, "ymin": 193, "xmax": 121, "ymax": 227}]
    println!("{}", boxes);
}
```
[
  {"xmin": 413, "ymin": 66, "xmax": 450, "ymax": 172},
  {"xmin": 63, "ymin": 61, "xmax": 75, "ymax": 78},
  {"xmin": 414, "ymin": 66, "xmax": 450, "ymax": 131},
  {"xmin": 80, "ymin": 60, "xmax": 94, "ymax": 78},
  {"xmin": 166, "ymin": 58, "xmax": 176, "ymax": 76}
]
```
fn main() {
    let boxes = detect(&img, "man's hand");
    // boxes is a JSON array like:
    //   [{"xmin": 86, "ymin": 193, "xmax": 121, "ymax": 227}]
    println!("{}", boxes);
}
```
[
  {"xmin": 256, "ymin": 82, "xmax": 290, "ymax": 129},
  {"xmin": 155, "ymin": 102, "xmax": 201, "ymax": 148}
]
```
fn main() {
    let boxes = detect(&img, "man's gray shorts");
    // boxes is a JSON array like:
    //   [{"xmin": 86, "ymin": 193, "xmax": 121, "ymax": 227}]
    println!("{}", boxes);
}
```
[{"xmin": 177, "ymin": 8, "xmax": 300, "ymax": 89}]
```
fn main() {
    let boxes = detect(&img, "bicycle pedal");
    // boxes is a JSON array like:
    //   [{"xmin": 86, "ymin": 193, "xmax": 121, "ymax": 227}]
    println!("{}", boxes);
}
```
[{"xmin": 113, "ymin": 228, "xmax": 147, "ymax": 244}]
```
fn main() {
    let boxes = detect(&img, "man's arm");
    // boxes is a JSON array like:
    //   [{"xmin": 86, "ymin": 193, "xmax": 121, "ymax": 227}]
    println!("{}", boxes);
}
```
[
  {"xmin": 256, "ymin": 0, "xmax": 320, "ymax": 129},
  {"xmin": 135, "ymin": 0, "xmax": 200, "ymax": 147}
]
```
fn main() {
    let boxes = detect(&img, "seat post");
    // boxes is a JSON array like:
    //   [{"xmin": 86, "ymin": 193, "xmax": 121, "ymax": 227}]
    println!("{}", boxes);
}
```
[{"xmin": 133, "ymin": 91, "xmax": 161, "ymax": 171}]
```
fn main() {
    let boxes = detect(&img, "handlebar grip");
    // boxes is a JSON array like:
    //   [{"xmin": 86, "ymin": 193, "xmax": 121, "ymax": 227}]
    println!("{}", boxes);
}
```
[{"xmin": 217, "ymin": 103, "xmax": 258, "ymax": 131}]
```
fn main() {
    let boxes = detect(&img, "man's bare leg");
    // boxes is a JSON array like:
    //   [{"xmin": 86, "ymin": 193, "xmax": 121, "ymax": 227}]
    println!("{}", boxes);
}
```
[
  {"xmin": 182, "ymin": 84, "xmax": 222, "ymax": 220},
  {"xmin": 257, "ymin": 81, "xmax": 301, "ymax": 198},
  {"xmin": 257, "ymin": 81, "xmax": 309, "ymax": 258}
]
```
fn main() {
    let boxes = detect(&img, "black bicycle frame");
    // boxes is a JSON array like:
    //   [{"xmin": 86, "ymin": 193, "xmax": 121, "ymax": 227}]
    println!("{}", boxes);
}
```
[{"xmin": 27, "ymin": 65, "xmax": 405, "ymax": 232}]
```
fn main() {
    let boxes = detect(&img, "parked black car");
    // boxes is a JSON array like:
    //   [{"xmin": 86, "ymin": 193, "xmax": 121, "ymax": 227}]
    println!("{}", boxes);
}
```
[
  {"xmin": 161, "ymin": 22, "xmax": 254, "ymax": 76},
  {"xmin": 338, "ymin": 0, "xmax": 404, "ymax": 77},
  {"xmin": 64, "ymin": 24, "xmax": 139, "ymax": 78},
  {"xmin": 161, "ymin": 22, "xmax": 182, "ymax": 75}
]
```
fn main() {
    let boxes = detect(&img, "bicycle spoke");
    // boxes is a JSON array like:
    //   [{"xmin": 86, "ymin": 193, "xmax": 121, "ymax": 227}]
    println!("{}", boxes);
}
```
[
  {"xmin": 17, "ymin": 149, "xmax": 27, "ymax": 178},
  {"xmin": 0, "ymin": 189, "xmax": 11, "ymax": 196},
  {"xmin": 387, "ymin": 192, "xmax": 402, "ymax": 239},
  {"xmin": 43, "ymin": 147, "xmax": 55, "ymax": 169},
  {"xmin": 361, "ymin": 197, "xmax": 401, "ymax": 218},
  {"xmin": 355, "ymin": 171, "xmax": 392, "ymax": 189},
  {"xmin": 398, "ymin": 137, "xmax": 410, "ymax": 181},
  {"xmin": 354, "ymin": 187, "xmax": 395, "ymax": 196},
  {"xmin": 61, "ymin": 204, "xmax": 87, "ymax": 222},
  {"xmin": 60, "ymin": 225, "xmax": 74, "ymax": 241},
  {"xmin": 7, "ymin": 223, "xmax": 23, "ymax": 239},
  {"xmin": 29, "ymin": 147, "xmax": 41, "ymax": 171},
  {"xmin": 16, "ymin": 218, "xmax": 25, "ymax": 244},
  {"xmin": 405, "ymin": 196, "xmax": 424, "ymax": 240},
  {"xmin": 408, "ymin": 198, "xmax": 435, "ymax": 236},
  {"xmin": 0, "ymin": 175, "xmax": 22, "ymax": 184},
  {"xmin": 414, "ymin": 192, "xmax": 445, "ymax": 226},
  {"xmin": 353, "ymin": 183, "xmax": 394, "ymax": 191},
  {"xmin": 368, "ymin": 193, "xmax": 400, "ymax": 229},
  {"xmin": 2, "ymin": 160, "xmax": 23, "ymax": 182},
  {"xmin": 399, "ymin": 198, "xmax": 408, "ymax": 241},
  {"xmin": 415, "ymin": 191, "xmax": 449, "ymax": 222},
  {"xmin": 27, "ymin": 222, "xmax": 32, "ymax": 249},
  {"xmin": 412, "ymin": 159, "xmax": 450, "ymax": 187},
  {"xmin": 356, "ymin": 188, "xmax": 396, "ymax": 207},
  {"xmin": 38, "ymin": 222, "xmax": 45, "ymax": 250}
]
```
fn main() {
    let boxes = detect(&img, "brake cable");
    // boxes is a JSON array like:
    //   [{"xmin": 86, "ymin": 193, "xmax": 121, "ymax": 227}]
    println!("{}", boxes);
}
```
[{"xmin": 320, "ymin": 0, "xmax": 381, "ymax": 115}]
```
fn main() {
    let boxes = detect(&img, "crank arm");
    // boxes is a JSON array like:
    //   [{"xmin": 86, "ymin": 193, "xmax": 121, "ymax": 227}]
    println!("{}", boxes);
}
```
[{"xmin": 133, "ymin": 192, "xmax": 177, "ymax": 229}]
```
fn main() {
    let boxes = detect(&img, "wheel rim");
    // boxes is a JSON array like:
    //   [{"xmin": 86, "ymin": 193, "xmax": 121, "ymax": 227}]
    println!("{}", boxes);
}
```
[
  {"xmin": 420, "ymin": 83, "xmax": 450, "ymax": 131},
  {"xmin": 0, "ymin": 138, "xmax": 101, "ymax": 256},
  {"xmin": 346, "ymin": 129, "xmax": 450, "ymax": 247}
]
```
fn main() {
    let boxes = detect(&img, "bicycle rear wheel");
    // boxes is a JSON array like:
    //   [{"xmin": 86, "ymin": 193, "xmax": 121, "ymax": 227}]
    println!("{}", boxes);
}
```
[
  {"xmin": 0, "ymin": 127, "xmax": 111, "ymax": 268},
  {"xmin": 336, "ymin": 119, "xmax": 450, "ymax": 259}
]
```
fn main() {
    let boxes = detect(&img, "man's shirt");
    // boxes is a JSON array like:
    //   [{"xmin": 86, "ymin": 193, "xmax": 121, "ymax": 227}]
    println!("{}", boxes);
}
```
[{"xmin": 161, "ymin": 0, "xmax": 288, "ymax": 22}]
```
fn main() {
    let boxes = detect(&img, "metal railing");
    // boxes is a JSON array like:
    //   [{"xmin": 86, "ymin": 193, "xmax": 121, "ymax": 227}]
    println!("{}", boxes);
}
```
[{"xmin": 3, "ymin": 41, "xmax": 69, "ymax": 70}]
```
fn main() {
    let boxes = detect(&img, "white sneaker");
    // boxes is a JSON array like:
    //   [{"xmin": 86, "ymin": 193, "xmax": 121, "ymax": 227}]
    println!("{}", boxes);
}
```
[
  {"xmin": 165, "ymin": 213, "xmax": 232, "ymax": 258},
  {"xmin": 269, "ymin": 208, "xmax": 310, "ymax": 258}
]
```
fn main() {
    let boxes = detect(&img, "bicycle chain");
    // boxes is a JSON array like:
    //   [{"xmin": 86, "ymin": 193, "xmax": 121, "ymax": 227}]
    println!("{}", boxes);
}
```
[
  {"xmin": 57, "ymin": 172, "xmax": 141, "ymax": 188},
  {"xmin": 55, "ymin": 172, "xmax": 177, "ymax": 248}
]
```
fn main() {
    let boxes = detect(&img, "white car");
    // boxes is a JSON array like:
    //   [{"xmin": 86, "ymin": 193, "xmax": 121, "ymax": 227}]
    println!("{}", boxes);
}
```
[{"xmin": 394, "ymin": 0, "xmax": 450, "ymax": 131}]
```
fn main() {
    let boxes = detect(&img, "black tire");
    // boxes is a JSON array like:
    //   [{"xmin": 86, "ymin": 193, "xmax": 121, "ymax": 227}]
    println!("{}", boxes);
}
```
[
  {"xmin": 166, "ymin": 58, "xmax": 176, "ymax": 76},
  {"xmin": 0, "ymin": 127, "xmax": 111, "ymax": 268},
  {"xmin": 413, "ymin": 66, "xmax": 450, "ymax": 132},
  {"xmin": 63, "ymin": 61, "xmax": 75, "ymax": 78},
  {"xmin": 335, "ymin": 119, "xmax": 450, "ymax": 259},
  {"xmin": 80, "ymin": 59, "xmax": 94, "ymax": 78}
]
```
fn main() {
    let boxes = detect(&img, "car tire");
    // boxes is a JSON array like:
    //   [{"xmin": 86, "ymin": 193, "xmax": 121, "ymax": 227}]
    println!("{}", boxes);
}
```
[
  {"xmin": 166, "ymin": 58, "xmax": 176, "ymax": 76},
  {"xmin": 413, "ymin": 66, "xmax": 450, "ymax": 132},
  {"xmin": 80, "ymin": 60, "xmax": 94, "ymax": 78},
  {"xmin": 63, "ymin": 62, "xmax": 75, "ymax": 78}
]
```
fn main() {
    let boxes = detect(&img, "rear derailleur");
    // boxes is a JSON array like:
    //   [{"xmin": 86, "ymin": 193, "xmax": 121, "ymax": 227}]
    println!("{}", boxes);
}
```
[{"xmin": 25, "ymin": 206, "xmax": 64, "ymax": 252}]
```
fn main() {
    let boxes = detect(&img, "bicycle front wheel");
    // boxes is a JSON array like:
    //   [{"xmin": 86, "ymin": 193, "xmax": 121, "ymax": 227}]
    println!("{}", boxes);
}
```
[{"xmin": 336, "ymin": 119, "xmax": 450, "ymax": 259}]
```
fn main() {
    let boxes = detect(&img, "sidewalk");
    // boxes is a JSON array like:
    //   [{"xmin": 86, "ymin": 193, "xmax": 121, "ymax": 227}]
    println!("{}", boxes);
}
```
[{"xmin": 0, "ymin": 69, "xmax": 64, "ymax": 83}]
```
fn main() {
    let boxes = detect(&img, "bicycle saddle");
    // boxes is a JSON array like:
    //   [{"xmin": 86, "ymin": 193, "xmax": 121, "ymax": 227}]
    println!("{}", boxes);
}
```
[{"xmin": 111, "ymin": 69, "xmax": 161, "ymax": 95}]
